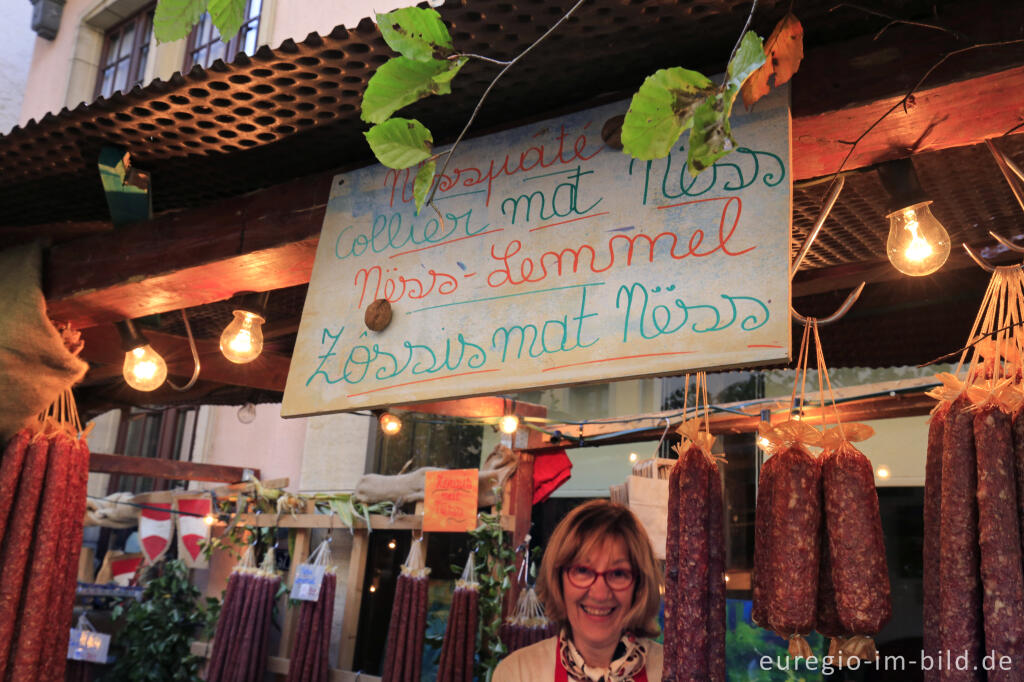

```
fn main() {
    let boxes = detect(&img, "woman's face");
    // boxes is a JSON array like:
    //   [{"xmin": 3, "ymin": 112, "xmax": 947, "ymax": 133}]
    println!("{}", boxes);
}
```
[{"xmin": 561, "ymin": 535, "xmax": 635, "ymax": 658}]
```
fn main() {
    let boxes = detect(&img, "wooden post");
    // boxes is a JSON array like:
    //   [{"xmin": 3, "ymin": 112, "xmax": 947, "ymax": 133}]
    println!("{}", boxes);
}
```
[
  {"xmin": 503, "ymin": 401, "xmax": 547, "ymax": 616},
  {"xmin": 278, "ymin": 499, "xmax": 314, "ymax": 657},
  {"xmin": 338, "ymin": 530, "xmax": 369, "ymax": 670}
]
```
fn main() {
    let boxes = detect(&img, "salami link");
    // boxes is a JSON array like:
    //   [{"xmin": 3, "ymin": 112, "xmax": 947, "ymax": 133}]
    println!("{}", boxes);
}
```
[
  {"xmin": 453, "ymin": 587, "xmax": 466, "ymax": 682},
  {"xmin": 436, "ymin": 591, "xmax": 453, "ymax": 681},
  {"xmin": 751, "ymin": 452, "xmax": 780, "ymax": 629},
  {"xmin": 821, "ymin": 442, "xmax": 891, "ymax": 635},
  {"xmin": 465, "ymin": 588, "xmax": 479, "ymax": 681},
  {"xmin": 412, "ymin": 577, "xmax": 427, "ymax": 682},
  {"xmin": 0, "ymin": 430, "xmax": 31, "ymax": 547},
  {"xmin": 815, "ymin": 508, "xmax": 844, "ymax": 639},
  {"xmin": 320, "ymin": 573, "xmax": 336, "ymax": 682},
  {"xmin": 9, "ymin": 432, "xmax": 75, "ymax": 682},
  {"xmin": 0, "ymin": 435, "xmax": 51, "ymax": 672},
  {"xmin": 304, "ymin": 572, "xmax": 325, "ymax": 682},
  {"xmin": 663, "ymin": 457, "xmax": 682, "ymax": 682},
  {"xmin": 924, "ymin": 402, "xmax": 949, "ymax": 676},
  {"xmin": 707, "ymin": 458, "xmax": 726, "ymax": 682},
  {"xmin": 216, "ymin": 571, "xmax": 255, "ymax": 681},
  {"xmin": 381, "ymin": 575, "xmax": 407, "ymax": 682},
  {"xmin": 667, "ymin": 445, "xmax": 712, "ymax": 678},
  {"xmin": 286, "ymin": 594, "xmax": 315, "ymax": 680},
  {"xmin": 940, "ymin": 396, "xmax": 984, "ymax": 681},
  {"xmin": 766, "ymin": 446, "xmax": 821, "ymax": 638},
  {"xmin": 974, "ymin": 405, "xmax": 1024, "ymax": 679},
  {"xmin": 207, "ymin": 571, "xmax": 245, "ymax": 681}
]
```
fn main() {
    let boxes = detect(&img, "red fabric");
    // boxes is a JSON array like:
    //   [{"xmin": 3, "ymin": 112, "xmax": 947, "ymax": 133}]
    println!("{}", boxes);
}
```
[{"xmin": 532, "ymin": 450, "xmax": 572, "ymax": 505}]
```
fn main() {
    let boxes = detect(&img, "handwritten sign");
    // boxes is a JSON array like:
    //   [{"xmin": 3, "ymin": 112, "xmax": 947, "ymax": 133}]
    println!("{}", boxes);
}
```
[
  {"xmin": 423, "ymin": 469, "xmax": 479, "ymax": 533},
  {"xmin": 67, "ymin": 628, "xmax": 111, "ymax": 663},
  {"xmin": 282, "ymin": 87, "xmax": 791, "ymax": 416},
  {"xmin": 292, "ymin": 564, "xmax": 326, "ymax": 601}
]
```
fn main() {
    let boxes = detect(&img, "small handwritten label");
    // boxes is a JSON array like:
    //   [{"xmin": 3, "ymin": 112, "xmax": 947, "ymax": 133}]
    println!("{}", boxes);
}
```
[
  {"xmin": 423, "ymin": 469, "xmax": 479, "ymax": 533},
  {"xmin": 292, "ymin": 564, "xmax": 326, "ymax": 601},
  {"xmin": 67, "ymin": 628, "xmax": 111, "ymax": 663}
]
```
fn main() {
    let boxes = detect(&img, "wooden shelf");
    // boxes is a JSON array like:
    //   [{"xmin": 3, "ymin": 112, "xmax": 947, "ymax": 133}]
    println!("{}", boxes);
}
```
[{"xmin": 227, "ymin": 512, "xmax": 515, "ymax": 532}]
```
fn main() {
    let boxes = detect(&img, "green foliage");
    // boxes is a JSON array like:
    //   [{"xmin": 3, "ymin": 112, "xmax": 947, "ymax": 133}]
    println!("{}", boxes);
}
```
[
  {"xmin": 365, "ymin": 118, "xmax": 434, "ymax": 170},
  {"xmin": 153, "ymin": 0, "xmax": 207, "ymax": 44},
  {"xmin": 207, "ymin": 0, "xmax": 247, "ymax": 48},
  {"xmin": 361, "ymin": 57, "xmax": 465, "ymax": 125},
  {"xmin": 622, "ymin": 31, "xmax": 764, "ymax": 175},
  {"xmin": 414, "ymin": 161, "xmax": 436, "ymax": 214},
  {"xmin": 377, "ymin": 7, "xmax": 454, "ymax": 62},
  {"xmin": 620, "ymin": 67, "xmax": 715, "ymax": 161},
  {"xmin": 104, "ymin": 560, "xmax": 217, "ymax": 682},
  {"xmin": 467, "ymin": 497, "xmax": 517, "ymax": 682}
]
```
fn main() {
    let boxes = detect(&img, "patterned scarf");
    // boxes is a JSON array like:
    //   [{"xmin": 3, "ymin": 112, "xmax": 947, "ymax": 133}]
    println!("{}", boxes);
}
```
[{"xmin": 558, "ymin": 630, "xmax": 647, "ymax": 682}]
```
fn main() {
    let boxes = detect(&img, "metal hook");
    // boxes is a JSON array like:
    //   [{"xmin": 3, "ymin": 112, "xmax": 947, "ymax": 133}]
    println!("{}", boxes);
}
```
[
  {"xmin": 166, "ymin": 308, "xmax": 201, "ymax": 392},
  {"xmin": 790, "ymin": 282, "xmax": 866, "ymax": 326},
  {"xmin": 790, "ymin": 176, "xmax": 865, "ymax": 326}
]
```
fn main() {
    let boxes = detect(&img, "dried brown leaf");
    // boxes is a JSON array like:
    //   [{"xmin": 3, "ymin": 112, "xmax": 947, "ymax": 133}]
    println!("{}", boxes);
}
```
[{"xmin": 741, "ymin": 13, "xmax": 804, "ymax": 109}]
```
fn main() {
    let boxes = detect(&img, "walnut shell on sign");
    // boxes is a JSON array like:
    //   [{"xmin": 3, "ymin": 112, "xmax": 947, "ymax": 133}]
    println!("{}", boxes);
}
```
[{"xmin": 364, "ymin": 298, "xmax": 392, "ymax": 331}]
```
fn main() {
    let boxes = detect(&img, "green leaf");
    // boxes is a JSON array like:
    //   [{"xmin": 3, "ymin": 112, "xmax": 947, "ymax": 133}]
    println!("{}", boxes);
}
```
[
  {"xmin": 153, "ymin": 0, "xmax": 207, "ymax": 43},
  {"xmin": 208, "ymin": 0, "xmax": 246, "ymax": 43},
  {"xmin": 376, "ymin": 7, "xmax": 453, "ymax": 62},
  {"xmin": 621, "ymin": 67, "xmax": 715, "ymax": 161},
  {"xmin": 726, "ymin": 31, "xmax": 767, "ymax": 92},
  {"xmin": 365, "ymin": 118, "xmax": 433, "ymax": 169},
  {"xmin": 329, "ymin": 499, "xmax": 354, "ymax": 529},
  {"xmin": 413, "ymin": 160, "xmax": 436, "ymax": 214},
  {"xmin": 361, "ymin": 57, "xmax": 464, "ymax": 124},
  {"xmin": 687, "ymin": 89, "xmax": 737, "ymax": 176}
]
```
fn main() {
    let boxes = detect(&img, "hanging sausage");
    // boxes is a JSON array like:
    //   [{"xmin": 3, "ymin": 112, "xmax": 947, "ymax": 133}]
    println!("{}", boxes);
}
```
[
  {"xmin": 287, "ymin": 539, "xmax": 337, "ymax": 682},
  {"xmin": 381, "ymin": 538, "xmax": 430, "ymax": 682},
  {"xmin": 500, "ymin": 584, "xmax": 556, "ymax": 654},
  {"xmin": 663, "ymin": 372, "xmax": 725, "ymax": 682},
  {"xmin": 438, "ymin": 552, "xmax": 479, "ymax": 682}
]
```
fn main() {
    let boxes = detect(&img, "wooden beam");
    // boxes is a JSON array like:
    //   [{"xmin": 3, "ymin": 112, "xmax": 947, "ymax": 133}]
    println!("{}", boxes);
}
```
[
  {"xmin": 79, "ymin": 324, "xmax": 291, "ymax": 392},
  {"xmin": 45, "ymin": 171, "xmax": 335, "ymax": 329},
  {"xmin": 791, "ymin": 65, "xmax": 1024, "ymax": 181},
  {"xmin": 89, "ymin": 453, "xmax": 258, "ymax": 483}
]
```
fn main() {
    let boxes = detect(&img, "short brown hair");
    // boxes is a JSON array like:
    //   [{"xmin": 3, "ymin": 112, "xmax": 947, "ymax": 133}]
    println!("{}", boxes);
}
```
[{"xmin": 536, "ymin": 500, "xmax": 662, "ymax": 638}]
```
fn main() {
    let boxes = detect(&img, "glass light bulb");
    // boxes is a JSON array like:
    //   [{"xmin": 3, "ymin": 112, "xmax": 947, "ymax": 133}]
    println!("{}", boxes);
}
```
[
  {"xmin": 886, "ymin": 201, "xmax": 950, "ymax": 276},
  {"xmin": 123, "ymin": 344, "xmax": 167, "ymax": 391},
  {"xmin": 498, "ymin": 414, "xmax": 519, "ymax": 434},
  {"xmin": 379, "ymin": 413, "xmax": 402, "ymax": 435},
  {"xmin": 220, "ymin": 310, "xmax": 265, "ymax": 364}
]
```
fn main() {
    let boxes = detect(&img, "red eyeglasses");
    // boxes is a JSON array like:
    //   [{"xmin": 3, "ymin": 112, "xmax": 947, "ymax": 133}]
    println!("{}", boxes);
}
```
[{"xmin": 563, "ymin": 565, "xmax": 635, "ymax": 591}]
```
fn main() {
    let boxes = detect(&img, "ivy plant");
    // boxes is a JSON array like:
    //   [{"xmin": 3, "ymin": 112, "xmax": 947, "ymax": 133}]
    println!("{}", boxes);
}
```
[
  {"xmin": 464, "ymin": 492, "xmax": 517, "ymax": 682},
  {"xmin": 105, "ymin": 559, "xmax": 219, "ymax": 682}
]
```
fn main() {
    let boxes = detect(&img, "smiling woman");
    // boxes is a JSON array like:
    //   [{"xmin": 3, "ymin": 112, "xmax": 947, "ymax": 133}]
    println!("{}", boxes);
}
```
[{"xmin": 492, "ymin": 500, "xmax": 664, "ymax": 682}]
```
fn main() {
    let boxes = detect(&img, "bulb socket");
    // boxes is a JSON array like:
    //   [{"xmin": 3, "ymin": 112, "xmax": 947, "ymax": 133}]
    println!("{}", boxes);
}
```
[
  {"xmin": 877, "ymin": 158, "xmax": 929, "ymax": 215},
  {"xmin": 116, "ymin": 319, "xmax": 149, "ymax": 352}
]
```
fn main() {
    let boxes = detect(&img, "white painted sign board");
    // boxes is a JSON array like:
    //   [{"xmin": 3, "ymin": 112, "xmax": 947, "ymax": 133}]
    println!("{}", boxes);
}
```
[{"xmin": 282, "ymin": 87, "xmax": 791, "ymax": 417}]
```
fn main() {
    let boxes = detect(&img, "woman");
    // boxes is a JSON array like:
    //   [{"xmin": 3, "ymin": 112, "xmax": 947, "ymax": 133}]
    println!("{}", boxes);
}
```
[{"xmin": 493, "ymin": 500, "xmax": 663, "ymax": 682}]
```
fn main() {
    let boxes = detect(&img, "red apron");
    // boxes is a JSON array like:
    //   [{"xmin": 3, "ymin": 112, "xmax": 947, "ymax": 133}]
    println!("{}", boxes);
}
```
[{"xmin": 554, "ymin": 646, "xmax": 649, "ymax": 682}]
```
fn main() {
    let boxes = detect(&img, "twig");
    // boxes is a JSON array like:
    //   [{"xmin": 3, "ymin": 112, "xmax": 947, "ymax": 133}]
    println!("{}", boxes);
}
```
[
  {"xmin": 829, "ymin": 3, "xmax": 966, "ymax": 41},
  {"xmin": 424, "ymin": 0, "xmax": 588, "ymax": 208},
  {"xmin": 722, "ymin": 0, "xmax": 759, "ymax": 88},
  {"xmin": 919, "ymin": 318, "xmax": 1024, "ymax": 368},
  {"xmin": 821, "ymin": 37, "xmax": 1024, "ymax": 203},
  {"xmin": 454, "ymin": 53, "xmax": 513, "ymax": 66}
]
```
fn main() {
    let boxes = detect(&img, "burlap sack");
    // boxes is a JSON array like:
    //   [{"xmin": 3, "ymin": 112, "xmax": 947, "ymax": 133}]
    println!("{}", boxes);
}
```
[{"xmin": 0, "ymin": 242, "xmax": 88, "ymax": 439}]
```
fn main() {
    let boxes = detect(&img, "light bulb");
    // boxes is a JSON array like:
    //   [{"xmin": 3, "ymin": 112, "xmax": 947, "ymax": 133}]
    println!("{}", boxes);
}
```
[
  {"xmin": 756, "ymin": 436, "xmax": 771, "ymax": 450},
  {"xmin": 629, "ymin": 452, "xmax": 638, "ymax": 463},
  {"xmin": 876, "ymin": 465, "xmax": 891, "ymax": 480},
  {"xmin": 379, "ymin": 412, "xmax": 402, "ymax": 435},
  {"xmin": 387, "ymin": 539, "xmax": 397, "ymax": 550},
  {"xmin": 886, "ymin": 201, "xmax": 950, "ymax": 276},
  {"xmin": 123, "ymin": 344, "xmax": 167, "ymax": 391},
  {"xmin": 220, "ymin": 310, "xmax": 265, "ymax": 364},
  {"xmin": 204, "ymin": 514, "xmax": 216, "ymax": 526},
  {"xmin": 498, "ymin": 414, "xmax": 519, "ymax": 434}
]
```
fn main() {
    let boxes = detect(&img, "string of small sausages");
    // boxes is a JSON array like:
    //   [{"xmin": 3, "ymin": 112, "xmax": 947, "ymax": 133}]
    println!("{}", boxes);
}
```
[
  {"xmin": 437, "ymin": 552, "xmax": 479, "ymax": 682},
  {"xmin": 499, "ymin": 585, "xmax": 558, "ymax": 654},
  {"xmin": 0, "ymin": 389, "xmax": 91, "ymax": 682},
  {"xmin": 206, "ymin": 546, "xmax": 281, "ymax": 682},
  {"xmin": 381, "ymin": 537, "xmax": 430, "ymax": 682},
  {"xmin": 286, "ymin": 539, "xmax": 337, "ymax": 682}
]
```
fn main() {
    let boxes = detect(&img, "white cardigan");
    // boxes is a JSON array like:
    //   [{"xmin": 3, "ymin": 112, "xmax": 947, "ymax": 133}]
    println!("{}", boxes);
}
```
[{"xmin": 491, "ymin": 636, "xmax": 664, "ymax": 682}]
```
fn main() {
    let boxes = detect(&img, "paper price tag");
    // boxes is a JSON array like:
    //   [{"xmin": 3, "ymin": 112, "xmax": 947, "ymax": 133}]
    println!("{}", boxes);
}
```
[
  {"xmin": 67, "ymin": 628, "xmax": 110, "ymax": 663},
  {"xmin": 292, "ymin": 564, "xmax": 326, "ymax": 601}
]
